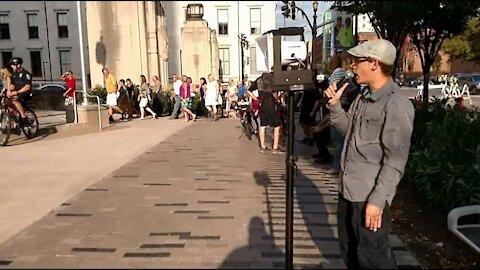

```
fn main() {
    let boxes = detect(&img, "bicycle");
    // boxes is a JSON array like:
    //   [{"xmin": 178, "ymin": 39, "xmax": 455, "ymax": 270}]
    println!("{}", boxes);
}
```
[
  {"xmin": 237, "ymin": 99, "xmax": 258, "ymax": 141},
  {"xmin": 0, "ymin": 90, "xmax": 39, "ymax": 146}
]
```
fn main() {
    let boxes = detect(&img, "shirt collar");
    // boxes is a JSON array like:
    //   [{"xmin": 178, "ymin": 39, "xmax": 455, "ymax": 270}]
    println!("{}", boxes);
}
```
[{"xmin": 361, "ymin": 78, "xmax": 395, "ymax": 102}]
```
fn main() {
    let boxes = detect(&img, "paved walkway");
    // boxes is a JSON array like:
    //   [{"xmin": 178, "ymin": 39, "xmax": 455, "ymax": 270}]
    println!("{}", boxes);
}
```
[
  {"xmin": 0, "ymin": 118, "xmax": 421, "ymax": 268},
  {"xmin": 0, "ymin": 115, "xmax": 187, "ymax": 245}
]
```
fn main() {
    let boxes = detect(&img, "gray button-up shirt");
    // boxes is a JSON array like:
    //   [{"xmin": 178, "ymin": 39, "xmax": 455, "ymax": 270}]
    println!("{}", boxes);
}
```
[{"xmin": 328, "ymin": 78, "xmax": 415, "ymax": 209}]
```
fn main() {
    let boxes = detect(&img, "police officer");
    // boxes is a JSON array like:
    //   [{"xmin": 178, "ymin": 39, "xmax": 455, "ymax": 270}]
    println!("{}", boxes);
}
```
[{"xmin": 7, "ymin": 57, "xmax": 32, "ymax": 122}]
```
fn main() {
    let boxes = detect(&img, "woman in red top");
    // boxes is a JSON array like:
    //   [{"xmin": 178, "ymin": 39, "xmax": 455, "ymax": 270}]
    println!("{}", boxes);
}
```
[{"xmin": 61, "ymin": 71, "xmax": 76, "ymax": 105}]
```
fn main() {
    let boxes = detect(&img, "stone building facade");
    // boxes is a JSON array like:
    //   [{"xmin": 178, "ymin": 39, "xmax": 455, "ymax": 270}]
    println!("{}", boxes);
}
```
[
  {"xmin": 164, "ymin": 1, "xmax": 277, "ymax": 83},
  {"xmin": 0, "ymin": 1, "xmax": 89, "ymax": 85},
  {"xmin": 86, "ymin": 1, "xmax": 168, "ymax": 88}
]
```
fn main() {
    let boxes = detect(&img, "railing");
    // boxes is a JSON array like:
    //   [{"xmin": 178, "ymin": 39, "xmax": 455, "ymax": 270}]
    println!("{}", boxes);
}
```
[{"xmin": 72, "ymin": 90, "xmax": 103, "ymax": 131}]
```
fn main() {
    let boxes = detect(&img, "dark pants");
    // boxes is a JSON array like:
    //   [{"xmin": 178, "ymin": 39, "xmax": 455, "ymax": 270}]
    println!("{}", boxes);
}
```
[
  {"xmin": 337, "ymin": 195, "xmax": 397, "ymax": 269},
  {"xmin": 151, "ymin": 92, "xmax": 163, "ymax": 116},
  {"xmin": 313, "ymin": 126, "xmax": 332, "ymax": 160}
]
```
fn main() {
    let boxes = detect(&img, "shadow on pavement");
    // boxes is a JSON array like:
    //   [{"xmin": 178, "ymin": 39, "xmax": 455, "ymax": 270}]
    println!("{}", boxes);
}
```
[
  {"xmin": 218, "ymin": 171, "xmax": 285, "ymax": 269},
  {"xmin": 219, "ymin": 167, "xmax": 342, "ymax": 269},
  {"xmin": 218, "ymin": 216, "xmax": 284, "ymax": 269},
  {"xmin": 4, "ymin": 126, "xmax": 58, "ymax": 147},
  {"xmin": 294, "ymin": 167, "xmax": 342, "ymax": 269}
]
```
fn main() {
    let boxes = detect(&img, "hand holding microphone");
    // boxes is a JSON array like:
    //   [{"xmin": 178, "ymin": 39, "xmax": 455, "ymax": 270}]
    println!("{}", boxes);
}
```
[{"xmin": 323, "ymin": 70, "xmax": 355, "ymax": 105}]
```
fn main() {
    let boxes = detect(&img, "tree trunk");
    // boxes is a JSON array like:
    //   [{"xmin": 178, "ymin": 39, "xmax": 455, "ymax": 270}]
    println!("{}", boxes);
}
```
[{"xmin": 422, "ymin": 71, "xmax": 430, "ymax": 105}]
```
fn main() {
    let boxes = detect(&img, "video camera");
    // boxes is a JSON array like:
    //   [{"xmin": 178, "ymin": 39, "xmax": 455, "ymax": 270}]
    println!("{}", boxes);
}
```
[{"xmin": 254, "ymin": 27, "xmax": 319, "ymax": 92}]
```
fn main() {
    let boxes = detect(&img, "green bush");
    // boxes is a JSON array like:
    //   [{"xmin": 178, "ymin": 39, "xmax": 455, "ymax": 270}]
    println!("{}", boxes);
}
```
[
  {"xmin": 191, "ymin": 95, "xmax": 208, "ymax": 116},
  {"xmin": 88, "ymin": 84, "xmax": 107, "ymax": 104},
  {"xmin": 158, "ymin": 90, "xmax": 173, "ymax": 116},
  {"xmin": 405, "ymin": 99, "xmax": 480, "ymax": 211}
]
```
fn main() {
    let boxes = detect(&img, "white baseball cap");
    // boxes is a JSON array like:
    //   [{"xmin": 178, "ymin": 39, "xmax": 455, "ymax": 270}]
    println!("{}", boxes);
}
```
[{"xmin": 347, "ymin": 39, "xmax": 397, "ymax": 66}]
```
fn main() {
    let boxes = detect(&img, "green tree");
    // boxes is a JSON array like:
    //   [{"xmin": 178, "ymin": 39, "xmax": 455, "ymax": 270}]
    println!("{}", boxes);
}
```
[
  {"xmin": 407, "ymin": 2, "xmax": 479, "ymax": 104},
  {"xmin": 407, "ymin": 42, "xmax": 418, "ymax": 72},
  {"xmin": 332, "ymin": 1, "xmax": 415, "ymax": 76},
  {"xmin": 333, "ymin": 1, "xmax": 480, "ymax": 105},
  {"xmin": 442, "ymin": 18, "xmax": 480, "ymax": 63},
  {"xmin": 432, "ymin": 54, "xmax": 442, "ymax": 73}
]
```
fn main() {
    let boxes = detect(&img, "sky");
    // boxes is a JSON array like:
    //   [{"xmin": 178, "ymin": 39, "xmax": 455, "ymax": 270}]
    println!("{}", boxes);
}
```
[{"xmin": 275, "ymin": 1, "xmax": 334, "ymax": 41}]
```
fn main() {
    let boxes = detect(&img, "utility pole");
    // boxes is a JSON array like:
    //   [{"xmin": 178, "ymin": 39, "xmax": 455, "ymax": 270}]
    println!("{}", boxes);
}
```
[
  {"xmin": 76, "ymin": 1, "xmax": 88, "ymax": 105},
  {"xmin": 43, "ymin": 1, "xmax": 52, "ymax": 81}
]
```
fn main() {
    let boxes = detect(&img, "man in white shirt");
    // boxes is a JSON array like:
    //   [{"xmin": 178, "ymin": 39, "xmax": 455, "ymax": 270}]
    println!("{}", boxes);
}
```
[{"xmin": 170, "ymin": 73, "xmax": 183, "ymax": 119}]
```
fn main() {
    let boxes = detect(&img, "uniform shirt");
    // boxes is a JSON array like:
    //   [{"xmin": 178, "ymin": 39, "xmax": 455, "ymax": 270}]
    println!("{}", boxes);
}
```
[
  {"xmin": 105, "ymin": 74, "xmax": 117, "ymax": 94},
  {"xmin": 328, "ymin": 78, "xmax": 415, "ymax": 209},
  {"xmin": 11, "ymin": 69, "xmax": 32, "ymax": 91}
]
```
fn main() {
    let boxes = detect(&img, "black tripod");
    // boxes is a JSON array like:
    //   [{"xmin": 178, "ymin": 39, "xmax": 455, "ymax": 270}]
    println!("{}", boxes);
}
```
[{"xmin": 285, "ymin": 90, "xmax": 297, "ymax": 269}]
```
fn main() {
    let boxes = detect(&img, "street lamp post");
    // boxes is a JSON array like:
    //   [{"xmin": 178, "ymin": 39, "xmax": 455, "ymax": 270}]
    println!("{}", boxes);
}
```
[
  {"xmin": 239, "ymin": 34, "xmax": 248, "ymax": 82},
  {"xmin": 287, "ymin": 1, "xmax": 319, "ymax": 70},
  {"xmin": 312, "ymin": 1, "xmax": 318, "ymax": 70}
]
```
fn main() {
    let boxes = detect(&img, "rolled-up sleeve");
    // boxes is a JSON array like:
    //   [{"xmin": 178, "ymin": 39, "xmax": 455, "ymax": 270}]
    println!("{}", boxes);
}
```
[{"xmin": 367, "ymin": 98, "xmax": 415, "ymax": 209}]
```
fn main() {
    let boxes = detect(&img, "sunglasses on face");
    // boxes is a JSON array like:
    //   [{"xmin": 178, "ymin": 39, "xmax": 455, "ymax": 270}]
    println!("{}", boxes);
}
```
[{"xmin": 352, "ymin": 58, "xmax": 371, "ymax": 65}]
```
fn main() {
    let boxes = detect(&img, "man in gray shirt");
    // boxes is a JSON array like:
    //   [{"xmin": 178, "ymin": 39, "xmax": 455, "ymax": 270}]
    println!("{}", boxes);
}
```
[{"xmin": 324, "ymin": 39, "xmax": 415, "ymax": 269}]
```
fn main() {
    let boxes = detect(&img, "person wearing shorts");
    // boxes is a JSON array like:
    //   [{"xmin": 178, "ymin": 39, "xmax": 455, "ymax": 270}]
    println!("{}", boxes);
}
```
[
  {"xmin": 103, "ymin": 68, "xmax": 124, "ymax": 123},
  {"xmin": 255, "ymin": 78, "xmax": 283, "ymax": 154}
]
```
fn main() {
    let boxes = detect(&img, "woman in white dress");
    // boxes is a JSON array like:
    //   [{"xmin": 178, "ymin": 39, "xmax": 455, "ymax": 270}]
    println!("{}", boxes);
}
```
[
  {"xmin": 224, "ymin": 79, "xmax": 238, "ymax": 118},
  {"xmin": 205, "ymin": 74, "xmax": 220, "ymax": 121}
]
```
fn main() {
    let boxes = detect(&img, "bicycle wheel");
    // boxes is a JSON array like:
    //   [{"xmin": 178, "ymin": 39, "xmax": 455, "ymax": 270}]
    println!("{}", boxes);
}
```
[
  {"xmin": 0, "ymin": 109, "xmax": 11, "ymax": 146},
  {"xmin": 21, "ymin": 108, "xmax": 39, "ymax": 139},
  {"xmin": 243, "ymin": 119, "xmax": 253, "ymax": 140}
]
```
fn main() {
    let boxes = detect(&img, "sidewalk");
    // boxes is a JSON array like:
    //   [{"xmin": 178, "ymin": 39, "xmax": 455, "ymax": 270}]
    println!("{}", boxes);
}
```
[
  {"xmin": 0, "ymin": 116, "xmax": 188, "ymax": 245},
  {"xmin": 0, "ymin": 118, "xmax": 421, "ymax": 268}
]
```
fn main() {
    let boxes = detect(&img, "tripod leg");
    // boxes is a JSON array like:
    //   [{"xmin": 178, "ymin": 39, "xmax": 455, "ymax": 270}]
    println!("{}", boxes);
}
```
[{"xmin": 285, "ymin": 91, "xmax": 296, "ymax": 269}]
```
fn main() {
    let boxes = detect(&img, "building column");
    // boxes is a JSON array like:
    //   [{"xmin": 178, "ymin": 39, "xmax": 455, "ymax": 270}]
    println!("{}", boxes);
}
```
[
  {"xmin": 145, "ymin": 1, "xmax": 160, "ymax": 81},
  {"xmin": 156, "ymin": 1, "xmax": 169, "ymax": 85}
]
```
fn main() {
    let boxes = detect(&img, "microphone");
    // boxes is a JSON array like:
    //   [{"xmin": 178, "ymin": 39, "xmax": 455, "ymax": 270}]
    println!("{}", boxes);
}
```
[{"xmin": 320, "ymin": 70, "xmax": 355, "ymax": 104}]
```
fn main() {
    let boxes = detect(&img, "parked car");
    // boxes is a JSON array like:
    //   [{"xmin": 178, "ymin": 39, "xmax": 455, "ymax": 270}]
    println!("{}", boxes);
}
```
[
  {"xmin": 395, "ymin": 74, "xmax": 405, "ymax": 87},
  {"xmin": 32, "ymin": 84, "xmax": 67, "ymax": 111},
  {"xmin": 405, "ymin": 76, "xmax": 436, "ymax": 88},
  {"xmin": 406, "ymin": 76, "xmax": 424, "ymax": 87},
  {"xmin": 457, "ymin": 73, "xmax": 480, "ymax": 95}
]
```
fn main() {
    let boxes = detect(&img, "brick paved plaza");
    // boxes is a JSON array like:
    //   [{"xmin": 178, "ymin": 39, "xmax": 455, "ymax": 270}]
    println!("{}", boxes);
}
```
[{"xmin": 0, "ymin": 117, "xmax": 421, "ymax": 269}]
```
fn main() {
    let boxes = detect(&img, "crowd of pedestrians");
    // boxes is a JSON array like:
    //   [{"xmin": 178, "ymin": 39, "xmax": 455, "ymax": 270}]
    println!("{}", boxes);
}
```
[{"xmin": 98, "ymin": 68, "xmax": 246, "ymax": 124}]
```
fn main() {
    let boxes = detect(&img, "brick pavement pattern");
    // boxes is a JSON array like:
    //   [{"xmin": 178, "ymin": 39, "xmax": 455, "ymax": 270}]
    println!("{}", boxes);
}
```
[{"xmin": 0, "ymin": 119, "xmax": 422, "ymax": 269}]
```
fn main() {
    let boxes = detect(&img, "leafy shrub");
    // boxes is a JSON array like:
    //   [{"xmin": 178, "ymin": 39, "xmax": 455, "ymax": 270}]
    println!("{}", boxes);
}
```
[
  {"xmin": 87, "ymin": 84, "xmax": 107, "ymax": 104},
  {"xmin": 162, "ymin": 84, "xmax": 173, "ymax": 92},
  {"xmin": 405, "ymin": 99, "xmax": 480, "ymax": 211},
  {"xmin": 158, "ymin": 90, "xmax": 173, "ymax": 116},
  {"xmin": 191, "ymin": 94, "xmax": 209, "ymax": 116}
]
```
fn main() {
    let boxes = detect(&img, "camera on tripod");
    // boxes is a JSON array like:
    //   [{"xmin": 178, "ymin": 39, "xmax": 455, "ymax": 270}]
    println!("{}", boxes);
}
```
[{"xmin": 255, "ymin": 27, "xmax": 319, "ymax": 92}]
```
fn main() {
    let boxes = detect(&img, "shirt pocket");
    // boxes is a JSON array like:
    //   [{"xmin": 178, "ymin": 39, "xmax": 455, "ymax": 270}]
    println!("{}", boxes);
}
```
[{"xmin": 359, "ymin": 115, "xmax": 382, "ymax": 143}]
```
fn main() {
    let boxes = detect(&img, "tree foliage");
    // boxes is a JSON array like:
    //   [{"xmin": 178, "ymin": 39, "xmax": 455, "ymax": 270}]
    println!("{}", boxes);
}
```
[
  {"xmin": 332, "ymin": 1, "xmax": 416, "ymax": 74},
  {"xmin": 442, "ymin": 18, "xmax": 480, "ymax": 63},
  {"xmin": 332, "ymin": 1, "xmax": 480, "ymax": 104},
  {"xmin": 432, "ymin": 54, "xmax": 442, "ymax": 73}
]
